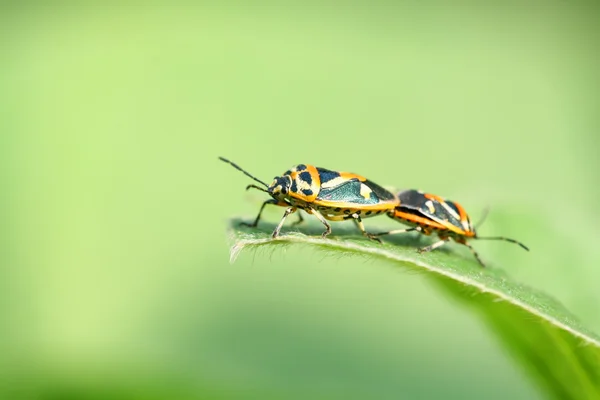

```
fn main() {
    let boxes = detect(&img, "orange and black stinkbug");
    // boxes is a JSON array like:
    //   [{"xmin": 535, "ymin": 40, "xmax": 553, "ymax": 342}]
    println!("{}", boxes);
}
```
[
  {"xmin": 219, "ymin": 157, "xmax": 399, "ymax": 242},
  {"xmin": 376, "ymin": 189, "xmax": 529, "ymax": 267}
]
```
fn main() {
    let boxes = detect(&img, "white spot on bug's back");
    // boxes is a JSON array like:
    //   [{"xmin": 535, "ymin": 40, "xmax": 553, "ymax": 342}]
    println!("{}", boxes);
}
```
[
  {"xmin": 440, "ymin": 201, "xmax": 460, "ymax": 220},
  {"xmin": 462, "ymin": 220, "xmax": 470, "ymax": 231},
  {"xmin": 321, "ymin": 176, "xmax": 347, "ymax": 189},
  {"xmin": 297, "ymin": 178, "xmax": 312, "ymax": 191},
  {"xmin": 360, "ymin": 184, "xmax": 372, "ymax": 199},
  {"xmin": 425, "ymin": 200, "xmax": 435, "ymax": 214},
  {"xmin": 294, "ymin": 173, "xmax": 320, "ymax": 197}
]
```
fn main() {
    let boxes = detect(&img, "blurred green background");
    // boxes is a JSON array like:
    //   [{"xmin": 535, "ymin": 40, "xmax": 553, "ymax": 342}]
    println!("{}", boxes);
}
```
[{"xmin": 2, "ymin": 3, "xmax": 599, "ymax": 399}]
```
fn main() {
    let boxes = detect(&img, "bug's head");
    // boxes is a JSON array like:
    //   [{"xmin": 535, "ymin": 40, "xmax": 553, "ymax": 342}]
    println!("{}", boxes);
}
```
[{"xmin": 268, "ymin": 173, "xmax": 292, "ymax": 199}]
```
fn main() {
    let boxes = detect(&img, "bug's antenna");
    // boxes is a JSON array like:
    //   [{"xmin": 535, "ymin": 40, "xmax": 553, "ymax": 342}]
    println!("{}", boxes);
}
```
[
  {"xmin": 219, "ymin": 157, "xmax": 269, "ymax": 188},
  {"xmin": 475, "ymin": 236, "xmax": 529, "ymax": 251},
  {"xmin": 474, "ymin": 206, "xmax": 490, "ymax": 230}
]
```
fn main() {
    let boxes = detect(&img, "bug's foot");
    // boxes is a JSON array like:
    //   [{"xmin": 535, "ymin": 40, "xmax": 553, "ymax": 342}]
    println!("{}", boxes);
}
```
[
  {"xmin": 366, "ymin": 234, "xmax": 383, "ymax": 244},
  {"xmin": 239, "ymin": 221, "xmax": 257, "ymax": 228},
  {"xmin": 270, "ymin": 228, "xmax": 282, "ymax": 239}
]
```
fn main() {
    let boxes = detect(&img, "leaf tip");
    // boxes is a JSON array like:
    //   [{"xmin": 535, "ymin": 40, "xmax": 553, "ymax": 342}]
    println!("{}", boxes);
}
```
[{"xmin": 229, "ymin": 241, "xmax": 244, "ymax": 263}]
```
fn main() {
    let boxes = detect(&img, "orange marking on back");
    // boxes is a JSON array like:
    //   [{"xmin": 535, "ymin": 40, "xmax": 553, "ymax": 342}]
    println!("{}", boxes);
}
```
[
  {"xmin": 424, "ymin": 193, "xmax": 446, "ymax": 203},
  {"xmin": 289, "ymin": 191, "xmax": 317, "ymax": 203},
  {"xmin": 338, "ymin": 171, "xmax": 367, "ymax": 182},
  {"xmin": 453, "ymin": 201, "xmax": 469, "ymax": 224},
  {"xmin": 427, "ymin": 215, "xmax": 470, "ymax": 236}
]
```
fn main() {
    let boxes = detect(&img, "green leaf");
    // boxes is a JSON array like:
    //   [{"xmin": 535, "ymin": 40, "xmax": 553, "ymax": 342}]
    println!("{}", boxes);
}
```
[{"xmin": 228, "ymin": 218, "xmax": 600, "ymax": 400}]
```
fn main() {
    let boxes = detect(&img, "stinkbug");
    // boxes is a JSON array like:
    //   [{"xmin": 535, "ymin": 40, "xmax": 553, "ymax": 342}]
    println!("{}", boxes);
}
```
[
  {"xmin": 219, "ymin": 157, "xmax": 398, "ymax": 241},
  {"xmin": 376, "ymin": 189, "xmax": 529, "ymax": 267}
]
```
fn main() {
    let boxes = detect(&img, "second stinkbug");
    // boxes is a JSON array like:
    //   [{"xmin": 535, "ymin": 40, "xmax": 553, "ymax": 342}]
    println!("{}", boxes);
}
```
[
  {"xmin": 376, "ymin": 189, "xmax": 529, "ymax": 267},
  {"xmin": 219, "ymin": 157, "xmax": 399, "ymax": 241}
]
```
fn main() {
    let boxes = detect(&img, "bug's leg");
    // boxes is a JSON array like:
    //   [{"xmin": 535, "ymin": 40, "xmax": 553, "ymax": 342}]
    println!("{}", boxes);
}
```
[
  {"xmin": 457, "ymin": 239, "xmax": 486, "ymax": 268},
  {"xmin": 246, "ymin": 184, "xmax": 268, "ymax": 193},
  {"xmin": 290, "ymin": 211, "xmax": 304, "ymax": 227},
  {"xmin": 240, "ymin": 199, "xmax": 278, "ymax": 228},
  {"xmin": 373, "ymin": 227, "xmax": 419, "ymax": 237},
  {"xmin": 272, "ymin": 207, "xmax": 297, "ymax": 238},
  {"xmin": 417, "ymin": 239, "xmax": 447, "ymax": 254},
  {"xmin": 308, "ymin": 208, "xmax": 332, "ymax": 238},
  {"xmin": 351, "ymin": 214, "xmax": 382, "ymax": 243}
]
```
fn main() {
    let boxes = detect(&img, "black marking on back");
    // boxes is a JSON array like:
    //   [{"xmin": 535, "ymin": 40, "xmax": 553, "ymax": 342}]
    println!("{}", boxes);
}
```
[
  {"xmin": 290, "ymin": 180, "xmax": 298, "ymax": 193},
  {"xmin": 296, "ymin": 164, "xmax": 307, "ymax": 171},
  {"xmin": 299, "ymin": 171, "xmax": 312, "ymax": 185},
  {"xmin": 363, "ymin": 179, "xmax": 396, "ymax": 202},
  {"xmin": 397, "ymin": 190, "xmax": 429, "ymax": 211},
  {"xmin": 316, "ymin": 168, "xmax": 341, "ymax": 184},
  {"xmin": 397, "ymin": 206, "xmax": 431, "ymax": 219},
  {"xmin": 301, "ymin": 188, "xmax": 313, "ymax": 196}
]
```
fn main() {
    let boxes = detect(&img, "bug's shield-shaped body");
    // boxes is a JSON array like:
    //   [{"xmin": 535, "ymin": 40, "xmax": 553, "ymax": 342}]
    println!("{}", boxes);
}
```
[
  {"xmin": 280, "ymin": 164, "xmax": 398, "ymax": 221},
  {"xmin": 390, "ymin": 190, "xmax": 475, "ymax": 238}
]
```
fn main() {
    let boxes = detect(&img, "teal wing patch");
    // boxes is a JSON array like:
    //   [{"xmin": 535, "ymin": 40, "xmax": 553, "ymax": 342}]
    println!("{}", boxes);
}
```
[{"xmin": 317, "ymin": 179, "xmax": 380, "ymax": 205}]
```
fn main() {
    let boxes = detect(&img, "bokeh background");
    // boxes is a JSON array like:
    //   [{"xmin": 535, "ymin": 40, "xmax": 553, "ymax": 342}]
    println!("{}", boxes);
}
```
[{"xmin": 2, "ymin": 3, "xmax": 599, "ymax": 399}]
